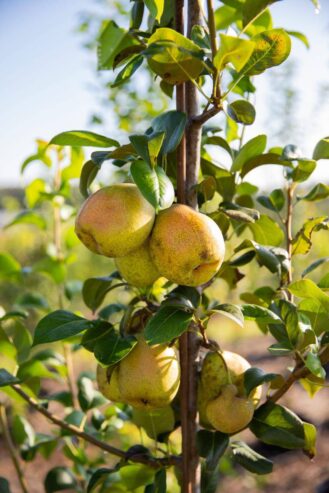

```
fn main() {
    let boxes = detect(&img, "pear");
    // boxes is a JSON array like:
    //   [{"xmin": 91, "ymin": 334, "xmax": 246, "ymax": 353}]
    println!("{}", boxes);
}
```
[
  {"xmin": 75, "ymin": 183, "xmax": 155, "ymax": 257},
  {"xmin": 149, "ymin": 204, "xmax": 225, "ymax": 287},
  {"xmin": 115, "ymin": 240, "xmax": 160, "ymax": 288},
  {"xmin": 96, "ymin": 364, "xmax": 122, "ymax": 402},
  {"xmin": 132, "ymin": 406, "xmax": 175, "ymax": 439},
  {"xmin": 117, "ymin": 337, "xmax": 180, "ymax": 409},
  {"xmin": 206, "ymin": 384, "xmax": 255, "ymax": 434},
  {"xmin": 197, "ymin": 380, "xmax": 214, "ymax": 429}
]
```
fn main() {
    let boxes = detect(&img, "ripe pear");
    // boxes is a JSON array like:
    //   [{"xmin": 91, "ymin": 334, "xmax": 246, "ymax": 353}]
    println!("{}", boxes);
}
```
[
  {"xmin": 147, "ymin": 28, "xmax": 203, "ymax": 85},
  {"xmin": 75, "ymin": 184, "xmax": 155, "ymax": 257},
  {"xmin": 206, "ymin": 384, "xmax": 255, "ymax": 434},
  {"xmin": 149, "ymin": 204, "xmax": 225, "ymax": 287},
  {"xmin": 117, "ymin": 337, "xmax": 180, "ymax": 409},
  {"xmin": 96, "ymin": 364, "xmax": 122, "ymax": 402},
  {"xmin": 115, "ymin": 240, "xmax": 160, "ymax": 288}
]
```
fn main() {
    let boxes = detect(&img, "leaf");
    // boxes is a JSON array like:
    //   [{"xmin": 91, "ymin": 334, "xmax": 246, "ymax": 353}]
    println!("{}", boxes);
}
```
[
  {"xmin": 147, "ymin": 110, "xmax": 187, "ymax": 155},
  {"xmin": 98, "ymin": 21, "xmax": 138, "ymax": 70},
  {"xmin": 44, "ymin": 467, "xmax": 77, "ymax": 493},
  {"xmin": 93, "ymin": 330, "xmax": 137, "ymax": 366},
  {"xmin": 318, "ymin": 273, "xmax": 329, "ymax": 290},
  {"xmin": 288, "ymin": 279, "xmax": 329, "ymax": 312},
  {"xmin": 145, "ymin": 306, "xmax": 193, "ymax": 345},
  {"xmin": 292, "ymin": 217, "xmax": 329, "ymax": 255},
  {"xmin": 248, "ymin": 214, "xmax": 284, "ymax": 247},
  {"xmin": 203, "ymin": 135, "xmax": 233, "ymax": 158},
  {"xmin": 112, "ymin": 55, "xmax": 144, "ymax": 87},
  {"xmin": 215, "ymin": 5, "xmax": 241, "ymax": 30},
  {"xmin": 243, "ymin": 368, "xmax": 278, "ymax": 396},
  {"xmin": 33, "ymin": 310, "xmax": 93, "ymax": 346},
  {"xmin": 0, "ymin": 253, "xmax": 21, "ymax": 280},
  {"xmin": 298, "ymin": 183, "xmax": 329, "ymax": 202},
  {"xmin": 305, "ymin": 353, "xmax": 326, "ymax": 379},
  {"xmin": 242, "ymin": 304, "xmax": 281, "ymax": 324},
  {"xmin": 242, "ymin": 29, "xmax": 291, "ymax": 76},
  {"xmin": 302, "ymin": 257, "xmax": 329, "ymax": 277},
  {"xmin": 5, "ymin": 210, "xmax": 47, "ymax": 230},
  {"xmin": 87, "ymin": 469, "xmax": 114, "ymax": 493},
  {"xmin": 198, "ymin": 430, "xmax": 229, "ymax": 493},
  {"xmin": 231, "ymin": 441, "xmax": 273, "ymax": 474},
  {"xmin": 79, "ymin": 160, "xmax": 100, "ymax": 198},
  {"xmin": 250, "ymin": 402, "xmax": 306, "ymax": 449},
  {"xmin": 214, "ymin": 34, "xmax": 255, "ymax": 72},
  {"xmin": 77, "ymin": 376, "xmax": 106, "ymax": 412},
  {"xmin": 290, "ymin": 159, "xmax": 316, "ymax": 183},
  {"xmin": 231, "ymin": 135, "xmax": 267, "ymax": 172},
  {"xmin": 82, "ymin": 274, "xmax": 122, "ymax": 312},
  {"xmin": 0, "ymin": 369, "xmax": 20, "ymax": 387},
  {"xmin": 131, "ymin": 161, "xmax": 174, "ymax": 211},
  {"xmin": 303, "ymin": 422, "xmax": 317, "ymax": 458},
  {"xmin": 209, "ymin": 303, "xmax": 244, "ymax": 328},
  {"xmin": 242, "ymin": 0, "xmax": 280, "ymax": 28},
  {"xmin": 227, "ymin": 100, "xmax": 256, "ymax": 125},
  {"xmin": 257, "ymin": 188, "xmax": 285, "ymax": 212},
  {"xmin": 49, "ymin": 131, "xmax": 118, "ymax": 148},
  {"xmin": 0, "ymin": 478, "xmax": 12, "ymax": 493},
  {"xmin": 240, "ymin": 152, "xmax": 287, "ymax": 178},
  {"xmin": 144, "ymin": 0, "xmax": 164, "ymax": 21},
  {"xmin": 129, "ymin": 132, "xmax": 165, "ymax": 167},
  {"xmin": 313, "ymin": 136, "xmax": 329, "ymax": 160},
  {"xmin": 287, "ymin": 31, "xmax": 310, "ymax": 49}
]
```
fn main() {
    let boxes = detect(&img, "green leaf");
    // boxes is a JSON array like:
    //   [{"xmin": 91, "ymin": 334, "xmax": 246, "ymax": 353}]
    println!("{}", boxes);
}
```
[
  {"xmin": 215, "ymin": 5, "xmax": 241, "ymax": 30},
  {"xmin": 257, "ymin": 188, "xmax": 285, "ymax": 212},
  {"xmin": 5, "ymin": 210, "xmax": 47, "ymax": 230},
  {"xmin": 130, "ymin": 132, "xmax": 165, "ymax": 167},
  {"xmin": 242, "ymin": 0, "xmax": 280, "ymax": 27},
  {"xmin": 33, "ymin": 310, "xmax": 93, "ymax": 346},
  {"xmin": 303, "ymin": 422, "xmax": 317, "ymax": 458},
  {"xmin": 240, "ymin": 152, "xmax": 287, "ymax": 178},
  {"xmin": 121, "ymin": 464, "xmax": 154, "ymax": 491},
  {"xmin": 82, "ymin": 274, "xmax": 122, "ymax": 312},
  {"xmin": 288, "ymin": 279, "xmax": 329, "ymax": 312},
  {"xmin": 79, "ymin": 160, "xmax": 100, "ymax": 198},
  {"xmin": 302, "ymin": 257, "xmax": 329, "ymax": 277},
  {"xmin": 0, "ymin": 253, "xmax": 21, "ymax": 280},
  {"xmin": 44, "ymin": 467, "xmax": 77, "ymax": 493},
  {"xmin": 145, "ymin": 306, "xmax": 193, "ymax": 345},
  {"xmin": 313, "ymin": 136, "xmax": 329, "ymax": 160},
  {"xmin": 231, "ymin": 135, "xmax": 267, "ymax": 172},
  {"xmin": 227, "ymin": 100, "xmax": 256, "ymax": 125},
  {"xmin": 144, "ymin": 0, "xmax": 164, "ymax": 21},
  {"xmin": 287, "ymin": 31, "xmax": 310, "ymax": 49},
  {"xmin": 318, "ymin": 273, "xmax": 329, "ymax": 290},
  {"xmin": 292, "ymin": 217, "xmax": 329, "ymax": 255},
  {"xmin": 77, "ymin": 376, "xmax": 106, "ymax": 412},
  {"xmin": 209, "ymin": 303, "xmax": 244, "ymax": 328},
  {"xmin": 0, "ymin": 369, "xmax": 20, "ymax": 387},
  {"xmin": 198, "ymin": 430, "xmax": 229, "ymax": 493},
  {"xmin": 49, "ymin": 130, "xmax": 118, "ymax": 148},
  {"xmin": 298, "ymin": 183, "xmax": 329, "ymax": 202},
  {"xmin": 93, "ymin": 330, "xmax": 137, "ymax": 366},
  {"xmin": 231, "ymin": 441, "xmax": 273, "ymax": 474},
  {"xmin": 98, "ymin": 21, "xmax": 138, "ymax": 70},
  {"xmin": 12, "ymin": 415, "xmax": 35, "ymax": 446},
  {"xmin": 235, "ymin": 240, "xmax": 281, "ymax": 273},
  {"xmin": 147, "ymin": 110, "xmax": 187, "ymax": 155},
  {"xmin": 203, "ymin": 135, "xmax": 233, "ymax": 158},
  {"xmin": 87, "ymin": 469, "xmax": 114, "ymax": 493},
  {"xmin": 243, "ymin": 368, "xmax": 278, "ymax": 396},
  {"xmin": 290, "ymin": 159, "xmax": 316, "ymax": 183},
  {"xmin": 112, "ymin": 55, "xmax": 144, "ymax": 88},
  {"xmin": 250, "ymin": 402, "xmax": 306, "ymax": 449},
  {"xmin": 248, "ymin": 214, "xmax": 284, "ymax": 247},
  {"xmin": 0, "ymin": 478, "xmax": 11, "ymax": 493},
  {"xmin": 242, "ymin": 29, "xmax": 291, "ymax": 76},
  {"xmin": 214, "ymin": 34, "xmax": 255, "ymax": 72},
  {"xmin": 131, "ymin": 161, "xmax": 174, "ymax": 211},
  {"xmin": 305, "ymin": 352, "xmax": 326, "ymax": 379},
  {"xmin": 242, "ymin": 304, "xmax": 281, "ymax": 324}
]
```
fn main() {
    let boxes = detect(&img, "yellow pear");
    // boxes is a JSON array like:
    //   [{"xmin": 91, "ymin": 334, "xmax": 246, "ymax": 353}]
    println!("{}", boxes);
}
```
[
  {"xmin": 117, "ymin": 337, "xmax": 180, "ymax": 409},
  {"xmin": 115, "ymin": 240, "xmax": 160, "ymax": 288},
  {"xmin": 96, "ymin": 364, "xmax": 122, "ymax": 402},
  {"xmin": 75, "ymin": 184, "xmax": 155, "ymax": 257},
  {"xmin": 206, "ymin": 384, "xmax": 255, "ymax": 434},
  {"xmin": 149, "ymin": 204, "xmax": 225, "ymax": 287}
]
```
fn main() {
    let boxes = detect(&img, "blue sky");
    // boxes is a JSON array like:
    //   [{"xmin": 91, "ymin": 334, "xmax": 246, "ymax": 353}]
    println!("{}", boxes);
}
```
[{"xmin": 0, "ymin": 0, "xmax": 329, "ymax": 187}]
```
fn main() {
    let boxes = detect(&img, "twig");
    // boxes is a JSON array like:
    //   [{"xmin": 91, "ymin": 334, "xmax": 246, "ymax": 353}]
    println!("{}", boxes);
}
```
[
  {"xmin": 0, "ymin": 404, "xmax": 29, "ymax": 493},
  {"xmin": 9, "ymin": 384, "xmax": 180, "ymax": 469},
  {"xmin": 284, "ymin": 182, "xmax": 296, "ymax": 300},
  {"xmin": 268, "ymin": 345, "xmax": 329, "ymax": 403}
]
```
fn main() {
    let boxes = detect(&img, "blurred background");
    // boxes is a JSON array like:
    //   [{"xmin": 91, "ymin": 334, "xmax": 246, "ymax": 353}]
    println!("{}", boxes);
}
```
[{"xmin": 1, "ymin": 1, "xmax": 329, "ymax": 492}]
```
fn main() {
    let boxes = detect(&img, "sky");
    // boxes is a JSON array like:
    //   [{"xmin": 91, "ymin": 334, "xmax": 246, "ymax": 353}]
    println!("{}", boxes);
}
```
[{"xmin": 0, "ymin": 0, "xmax": 329, "ymax": 187}]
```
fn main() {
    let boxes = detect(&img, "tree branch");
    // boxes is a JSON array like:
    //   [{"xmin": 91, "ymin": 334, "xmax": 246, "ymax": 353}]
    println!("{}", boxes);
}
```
[
  {"xmin": 9, "ymin": 384, "xmax": 180, "ymax": 469},
  {"xmin": 284, "ymin": 182, "xmax": 296, "ymax": 300},
  {"xmin": 0, "ymin": 404, "xmax": 29, "ymax": 493},
  {"xmin": 268, "ymin": 345, "xmax": 329, "ymax": 403}
]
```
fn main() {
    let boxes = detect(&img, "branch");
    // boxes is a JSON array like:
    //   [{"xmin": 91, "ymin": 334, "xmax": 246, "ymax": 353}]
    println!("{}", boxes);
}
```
[
  {"xmin": 10, "ymin": 384, "xmax": 180, "ymax": 469},
  {"xmin": 191, "ymin": 104, "xmax": 222, "ymax": 126},
  {"xmin": 284, "ymin": 182, "xmax": 296, "ymax": 299},
  {"xmin": 268, "ymin": 345, "xmax": 329, "ymax": 403},
  {"xmin": 0, "ymin": 404, "xmax": 29, "ymax": 493}
]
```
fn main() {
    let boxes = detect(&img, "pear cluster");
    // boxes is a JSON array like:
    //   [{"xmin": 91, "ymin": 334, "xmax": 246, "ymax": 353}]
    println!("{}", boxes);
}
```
[
  {"xmin": 97, "ymin": 336, "xmax": 180, "ymax": 409},
  {"xmin": 198, "ymin": 351, "xmax": 262, "ymax": 434},
  {"xmin": 75, "ymin": 183, "xmax": 225, "ymax": 288}
]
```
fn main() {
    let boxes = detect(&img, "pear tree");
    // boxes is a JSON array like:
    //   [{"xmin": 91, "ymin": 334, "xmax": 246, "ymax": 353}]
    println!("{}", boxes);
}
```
[{"xmin": 1, "ymin": 0, "xmax": 329, "ymax": 492}]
